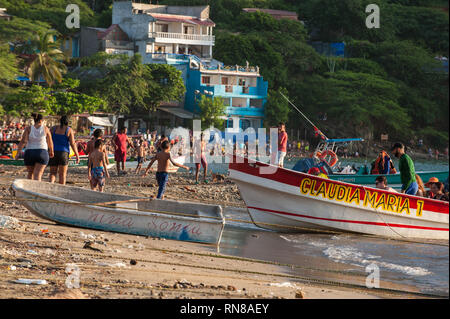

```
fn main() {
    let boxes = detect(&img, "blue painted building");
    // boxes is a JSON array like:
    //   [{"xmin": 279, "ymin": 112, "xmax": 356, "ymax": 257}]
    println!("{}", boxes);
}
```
[{"xmin": 182, "ymin": 58, "xmax": 268, "ymax": 131}]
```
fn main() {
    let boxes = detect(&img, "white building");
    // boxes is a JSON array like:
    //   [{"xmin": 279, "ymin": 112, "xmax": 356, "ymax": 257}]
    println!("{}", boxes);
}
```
[{"xmin": 112, "ymin": 1, "xmax": 215, "ymax": 64}]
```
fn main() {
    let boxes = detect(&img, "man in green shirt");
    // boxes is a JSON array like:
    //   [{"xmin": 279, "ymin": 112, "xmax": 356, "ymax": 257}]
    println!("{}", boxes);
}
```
[{"xmin": 392, "ymin": 142, "xmax": 418, "ymax": 195}]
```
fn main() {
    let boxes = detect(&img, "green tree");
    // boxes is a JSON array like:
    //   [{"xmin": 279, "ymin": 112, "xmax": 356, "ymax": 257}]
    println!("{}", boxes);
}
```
[
  {"xmin": 75, "ymin": 54, "xmax": 185, "ymax": 114},
  {"xmin": 0, "ymin": 44, "xmax": 18, "ymax": 91},
  {"xmin": 51, "ymin": 77, "xmax": 106, "ymax": 115},
  {"xmin": 27, "ymin": 30, "xmax": 67, "ymax": 86},
  {"xmin": 144, "ymin": 63, "xmax": 186, "ymax": 111},
  {"xmin": 0, "ymin": 16, "xmax": 51, "ymax": 43},
  {"xmin": 264, "ymin": 88, "xmax": 290, "ymax": 127},
  {"xmin": 197, "ymin": 95, "xmax": 226, "ymax": 130}
]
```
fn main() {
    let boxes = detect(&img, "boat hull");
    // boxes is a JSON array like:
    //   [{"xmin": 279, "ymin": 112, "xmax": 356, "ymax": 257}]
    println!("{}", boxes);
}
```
[
  {"xmin": 229, "ymin": 158, "xmax": 449, "ymax": 240},
  {"xmin": 11, "ymin": 179, "xmax": 225, "ymax": 245}
]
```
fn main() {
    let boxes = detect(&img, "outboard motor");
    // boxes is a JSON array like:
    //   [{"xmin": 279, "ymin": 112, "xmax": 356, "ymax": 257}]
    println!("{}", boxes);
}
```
[
  {"xmin": 292, "ymin": 158, "xmax": 317, "ymax": 173},
  {"xmin": 292, "ymin": 158, "xmax": 333, "ymax": 175}
]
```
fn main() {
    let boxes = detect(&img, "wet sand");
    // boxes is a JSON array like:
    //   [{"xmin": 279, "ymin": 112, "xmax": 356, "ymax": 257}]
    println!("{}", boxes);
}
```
[{"xmin": 0, "ymin": 164, "xmax": 432, "ymax": 299}]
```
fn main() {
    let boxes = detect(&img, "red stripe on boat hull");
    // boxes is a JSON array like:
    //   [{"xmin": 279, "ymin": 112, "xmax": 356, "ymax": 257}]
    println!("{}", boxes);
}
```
[{"xmin": 247, "ymin": 206, "xmax": 449, "ymax": 232}]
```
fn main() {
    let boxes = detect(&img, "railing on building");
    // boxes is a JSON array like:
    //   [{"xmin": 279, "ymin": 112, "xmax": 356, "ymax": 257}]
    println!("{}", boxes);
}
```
[
  {"xmin": 150, "ymin": 52, "xmax": 211, "ymax": 61},
  {"xmin": 200, "ymin": 64, "xmax": 259, "ymax": 74},
  {"xmin": 149, "ymin": 32, "xmax": 215, "ymax": 43}
]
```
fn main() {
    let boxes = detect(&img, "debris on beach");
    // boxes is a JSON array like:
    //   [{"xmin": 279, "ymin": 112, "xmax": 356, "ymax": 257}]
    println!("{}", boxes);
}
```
[
  {"xmin": 295, "ymin": 290, "xmax": 306, "ymax": 299},
  {"xmin": 0, "ymin": 214, "xmax": 22, "ymax": 230},
  {"xmin": 96, "ymin": 261, "xmax": 127, "ymax": 268},
  {"xmin": 13, "ymin": 278, "xmax": 48, "ymax": 285}
]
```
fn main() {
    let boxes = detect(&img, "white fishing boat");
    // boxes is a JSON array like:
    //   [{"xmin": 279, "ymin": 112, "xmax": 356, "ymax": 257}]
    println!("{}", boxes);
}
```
[
  {"xmin": 229, "ymin": 156, "xmax": 449, "ymax": 240},
  {"xmin": 11, "ymin": 179, "xmax": 225, "ymax": 246}
]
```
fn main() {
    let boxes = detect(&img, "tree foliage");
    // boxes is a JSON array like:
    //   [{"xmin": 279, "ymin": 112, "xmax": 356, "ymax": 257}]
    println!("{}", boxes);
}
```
[
  {"xmin": 73, "ymin": 53, "xmax": 185, "ymax": 114},
  {"xmin": 264, "ymin": 88, "xmax": 290, "ymax": 127},
  {"xmin": 197, "ymin": 95, "xmax": 226, "ymax": 130}
]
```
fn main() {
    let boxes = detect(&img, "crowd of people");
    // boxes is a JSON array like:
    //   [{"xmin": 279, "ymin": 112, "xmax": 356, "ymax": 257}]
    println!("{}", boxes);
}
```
[
  {"xmin": 0, "ymin": 121, "xmax": 25, "ymax": 142},
  {"xmin": 5, "ymin": 115, "xmax": 450, "ymax": 203}
]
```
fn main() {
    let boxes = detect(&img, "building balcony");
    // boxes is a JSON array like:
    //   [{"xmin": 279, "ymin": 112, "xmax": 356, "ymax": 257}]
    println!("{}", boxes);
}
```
[{"xmin": 149, "ymin": 32, "xmax": 215, "ymax": 45}]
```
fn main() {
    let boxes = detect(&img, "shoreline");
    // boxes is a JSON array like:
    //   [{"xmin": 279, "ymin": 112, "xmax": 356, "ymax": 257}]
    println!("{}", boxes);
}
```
[{"xmin": 0, "ymin": 165, "xmax": 442, "ymax": 299}]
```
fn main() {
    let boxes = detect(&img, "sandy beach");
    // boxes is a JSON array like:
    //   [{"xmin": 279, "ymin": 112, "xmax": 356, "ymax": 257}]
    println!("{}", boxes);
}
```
[{"xmin": 0, "ymin": 164, "xmax": 436, "ymax": 299}]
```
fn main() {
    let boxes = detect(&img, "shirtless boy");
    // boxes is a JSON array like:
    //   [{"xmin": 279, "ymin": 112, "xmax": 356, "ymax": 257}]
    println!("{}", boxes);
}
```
[
  {"xmin": 142, "ymin": 140, "xmax": 189, "ymax": 199},
  {"xmin": 88, "ymin": 139, "xmax": 110, "ymax": 192},
  {"xmin": 135, "ymin": 137, "xmax": 146, "ymax": 175}
]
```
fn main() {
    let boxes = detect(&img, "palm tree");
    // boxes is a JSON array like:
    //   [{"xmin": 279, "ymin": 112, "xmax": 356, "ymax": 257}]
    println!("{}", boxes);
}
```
[{"xmin": 27, "ymin": 30, "xmax": 67, "ymax": 87}]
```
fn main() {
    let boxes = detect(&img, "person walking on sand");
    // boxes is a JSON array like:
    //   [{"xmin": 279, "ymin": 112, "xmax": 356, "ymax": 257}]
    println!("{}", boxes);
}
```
[
  {"xmin": 277, "ymin": 122, "xmax": 288, "ymax": 168},
  {"xmin": 15, "ymin": 114, "xmax": 54, "ymax": 181},
  {"xmin": 48, "ymin": 115, "xmax": 80, "ymax": 185},
  {"xmin": 135, "ymin": 137, "xmax": 146, "ymax": 175},
  {"xmin": 392, "ymin": 142, "xmax": 418, "ymax": 195},
  {"xmin": 113, "ymin": 127, "xmax": 134, "ymax": 176},
  {"xmin": 193, "ymin": 133, "xmax": 208, "ymax": 184},
  {"xmin": 88, "ymin": 139, "xmax": 110, "ymax": 192},
  {"xmin": 142, "ymin": 140, "xmax": 189, "ymax": 199}
]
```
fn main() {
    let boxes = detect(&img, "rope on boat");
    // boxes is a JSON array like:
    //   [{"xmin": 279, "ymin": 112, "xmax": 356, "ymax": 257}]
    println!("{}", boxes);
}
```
[
  {"xmin": 1, "ymin": 196, "xmax": 448, "ymax": 247},
  {"xmin": 361, "ymin": 186, "xmax": 409, "ymax": 240}
]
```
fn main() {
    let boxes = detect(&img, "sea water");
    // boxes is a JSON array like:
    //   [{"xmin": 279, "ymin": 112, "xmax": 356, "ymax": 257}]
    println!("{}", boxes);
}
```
[{"xmin": 217, "ymin": 214, "xmax": 449, "ymax": 296}]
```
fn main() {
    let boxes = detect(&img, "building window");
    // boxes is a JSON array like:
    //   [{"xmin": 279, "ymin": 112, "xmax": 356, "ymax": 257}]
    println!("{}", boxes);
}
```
[
  {"xmin": 155, "ymin": 45, "xmax": 165, "ymax": 53},
  {"xmin": 222, "ymin": 98, "xmax": 231, "ymax": 106},
  {"xmin": 238, "ymin": 78, "xmax": 246, "ymax": 86},
  {"xmin": 201, "ymin": 76, "xmax": 211, "ymax": 85},
  {"xmin": 221, "ymin": 77, "xmax": 228, "ymax": 85},
  {"xmin": 242, "ymin": 86, "xmax": 249, "ymax": 94},
  {"xmin": 225, "ymin": 86, "xmax": 232, "ymax": 93},
  {"xmin": 156, "ymin": 24, "xmax": 168, "ymax": 33},
  {"xmin": 232, "ymin": 97, "xmax": 247, "ymax": 108},
  {"xmin": 250, "ymin": 99, "xmax": 263, "ymax": 108},
  {"xmin": 241, "ymin": 119, "xmax": 251, "ymax": 130},
  {"xmin": 227, "ymin": 119, "xmax": 234, "ymax": 128}
]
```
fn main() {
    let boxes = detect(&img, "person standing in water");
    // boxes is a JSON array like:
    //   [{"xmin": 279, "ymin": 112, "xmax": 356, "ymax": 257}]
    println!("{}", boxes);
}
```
[
  {"xmin": 48, "ymin": 115, "xmax": 80, "ymax": 185},
  {"xmin": 15, "ymin": 114, "xmax": 54, "ymax": 181}
]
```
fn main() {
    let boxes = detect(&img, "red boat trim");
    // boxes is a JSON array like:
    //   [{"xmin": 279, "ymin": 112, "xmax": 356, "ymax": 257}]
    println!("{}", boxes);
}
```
[{"xmin": 247, "ymin": 206, "xmax": 449, "ymax": 232}]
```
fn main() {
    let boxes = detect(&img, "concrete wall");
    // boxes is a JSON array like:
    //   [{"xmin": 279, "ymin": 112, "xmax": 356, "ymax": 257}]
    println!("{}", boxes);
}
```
[
  {"xmin": 80, "ymin": 27, "xmax": 100, "ymax": 57},
  {"xmin": 113, "ymin": 1, "xmax": 154, "ymax": 41}
]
